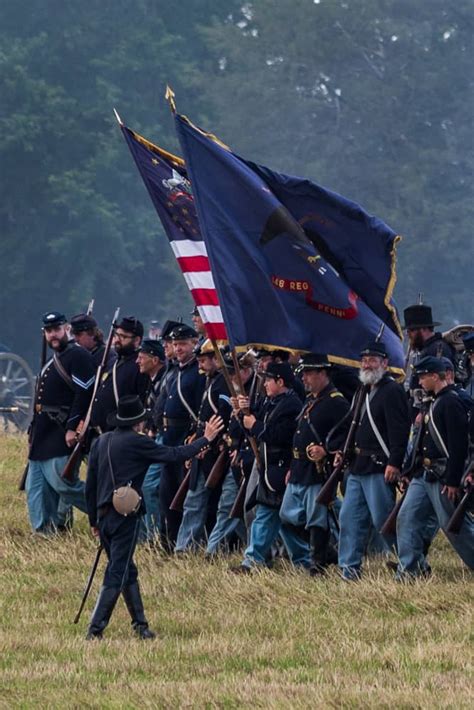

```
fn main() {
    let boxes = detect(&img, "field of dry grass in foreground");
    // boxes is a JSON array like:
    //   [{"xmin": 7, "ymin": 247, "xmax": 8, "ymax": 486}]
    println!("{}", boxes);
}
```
[{"xmin": 0, "ymin": 434, "xmax": 472, "ymax": 709}]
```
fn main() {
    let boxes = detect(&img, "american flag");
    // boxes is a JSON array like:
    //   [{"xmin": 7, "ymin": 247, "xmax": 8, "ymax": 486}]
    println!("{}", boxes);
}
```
[{"xmin": 120, "ymin": 124, "xmax": 227, "ymax": 341}]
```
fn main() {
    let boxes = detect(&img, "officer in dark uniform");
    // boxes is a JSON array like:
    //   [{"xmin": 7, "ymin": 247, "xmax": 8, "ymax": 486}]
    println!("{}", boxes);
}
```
[
  {"xmin": 231, "ymin": 362, "xmax": 306, "ymax": 572},
  {"xmin": 396, "ymin": 356, "xmax": 473, "ymax": 577},
  {"xmin": 255, "ymin": 347, "xmax": 306, "ymax": 402},
  {"xmin": 26, "ymin": 311, "xmax": 95, "ymax": 533},
  {"xmin": 91, "ymin": 316, "xmax": 149, "ymax": 433},
  {"xmin": 85, "ymin": 395, "xmax": 223, "ymax": 640},
  {"xmin": 159, "ymin": 323, "xmax": 206, "ymax": 551},
  {"xmin": 136, "ymin": 339, "xmax": 167, "ymax": 542},
  {"xmin": 151, "ymin": 319, "xmax": 181, "ymax": 433},
  {"xmin": 338, "ymin": 341, "xmax": 411, "ymax": 580},
  {"xmin": 280, "ymin": 354, "xmax": 350, "ymax": 574},
  {"xmin": 175, "ymin": 340, "xmax": 232, "ymax": 551},
  {"xmin": 70, "ymin": 313, "xmax": 117, "ymax": 369},
  {"xmin": 403, "ymin": 303, "xmax": 455, "ymax": 408}
]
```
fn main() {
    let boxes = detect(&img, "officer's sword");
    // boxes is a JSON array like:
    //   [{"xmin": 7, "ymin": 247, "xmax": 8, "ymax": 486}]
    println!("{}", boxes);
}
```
[{"xmin": 74, "ymin": 545, "xmax": 103, "ymax": 624}]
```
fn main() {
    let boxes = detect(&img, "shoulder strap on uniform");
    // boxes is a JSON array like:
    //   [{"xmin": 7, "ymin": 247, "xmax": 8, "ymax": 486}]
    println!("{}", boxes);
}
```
[
  {"xmin": 365, "ymin": 392, "xmax": 390, "ymax": 458},
  {"xmin": 53, "ymin": 353, "xmax": 75, "ymax": 391},
  {"xmin": 177, "ymin": 369, "xmax": 198, "ymax": 421},
  {"xmin": 112, "ymin": 361, "xmax": 120, "ymax": 407},
  {"xmin": 428, "ymin": 399, "xmax": 449, "ymax": 458}
]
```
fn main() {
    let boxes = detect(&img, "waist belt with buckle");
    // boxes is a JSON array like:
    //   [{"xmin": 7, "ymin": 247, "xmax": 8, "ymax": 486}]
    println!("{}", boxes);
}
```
[{"xmin": 163, "ymin": 417, "xmax": 189, "ymax": 428}]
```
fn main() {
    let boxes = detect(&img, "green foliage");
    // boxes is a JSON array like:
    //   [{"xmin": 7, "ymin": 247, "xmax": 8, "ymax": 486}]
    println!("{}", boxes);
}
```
[{"xmin": 0, "ymin": 1, "xmax": 472, "ymax": 362}]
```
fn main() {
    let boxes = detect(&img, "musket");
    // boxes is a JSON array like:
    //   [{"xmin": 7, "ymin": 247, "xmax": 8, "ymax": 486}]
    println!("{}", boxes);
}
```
[
  {"xmin": 19, "ymin": 332, "xmax": 48, "ymax": 491},
  {"xmin": 316, "ymin": 384, "xmax": 368, "ymax": 506},
  {"xmin": 446, "ymin": 482, "xmax": 473, "ymax": 535},
  {"xmin": 169, "ymin": 469, "xmax": 191, "ymax": 512},
  {"xmin": 73, "ymin": 545, "xmax": 103, "ymax": 624},
  {"xmin": 379, "ymin": 400, "xmax": 428, "ymax": 536},
  {"xmin": 86, "ymin": 299, "xmax": 95, "ymax": 316},
  {"xmin": 61, "ymin": 307, "xmax": 120, "ymax": 481},
  {"xmin": 205, "ymin": 447, "xmax": 230, "ymax": 489},
  {"xmin": 229, "ymin": 470, "xmax": 248, "ymax": 520}
]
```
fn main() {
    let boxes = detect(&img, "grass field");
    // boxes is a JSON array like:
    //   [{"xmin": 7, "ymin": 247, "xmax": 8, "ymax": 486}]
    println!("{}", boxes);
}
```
[{"xmin": 1, "ymin": 434, "xmax": 472, "ymax": 709}]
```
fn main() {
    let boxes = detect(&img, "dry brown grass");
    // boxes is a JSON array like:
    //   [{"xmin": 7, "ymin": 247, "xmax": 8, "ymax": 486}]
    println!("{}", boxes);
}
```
[{"xmin": 1, "ymin": 434, "xmax": 473, "ymax": 709}]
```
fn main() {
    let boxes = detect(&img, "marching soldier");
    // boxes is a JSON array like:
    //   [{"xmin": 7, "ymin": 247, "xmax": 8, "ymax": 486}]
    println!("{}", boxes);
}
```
[
  {"xmin": 231, "ymin": 362, "xmax": 306, "ymax": 572},
  {"xmin": 136, "ymin": 339, "xmax": 167, "ymax": 542},
  {"xmin": 85, "ymin": 395, "xmax": 224, "ymax": 640},
  {"xmin": 338, "ymin": 341, "xmax": 411, "ymax": 580},
  {"xmin": 205, "ymin": 351, "xmax": 259, "ymax": 555},
  {"xmin": 175, "ymin": 340, "xmax": 232, "ymax": 551},
  {"xmin": 280, "ymin": 354, "xmax": 350, "ymax": 575},
  {"xmin": 396, "ymin": 357, "xmax": 474, "ymax": 577},
  {"xmin": 70, "ymin": 313, "xmax": 117, "ymax": 369},
  {"xmin": 159, "ymin": 324, "xmax": 206, "ymax": 551},
  {"xmin": 91, "ymin": 316, "xmax": 149, "ymax": 433},
  {"xmin": 26, "ymin": 311, "xmax": 95, "ymax": 533}
]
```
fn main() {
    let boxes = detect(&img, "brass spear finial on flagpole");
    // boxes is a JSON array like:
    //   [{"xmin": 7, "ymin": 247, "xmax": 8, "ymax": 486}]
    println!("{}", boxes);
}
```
[
  {"xmin": 418, "ymin": 292, "xmax": 423, "ymax": 305},
  {"xmin": 165, "ymin": 85, "xmax": 177, "ymax": 114}
]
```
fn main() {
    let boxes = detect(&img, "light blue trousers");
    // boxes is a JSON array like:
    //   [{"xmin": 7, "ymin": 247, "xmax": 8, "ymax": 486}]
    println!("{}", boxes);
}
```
[
  {"xmin": 206, "ymin": 469, "xmax": 246, "ymax": 555},
  {"xmin": 138, "ymin": 435, "xmax": 163, "ymax": 543},
  {"xmin": 338, "ymin": 472, "xmax": 396, "ymax": 579},
  {"xmin": 396, "ymin": 475, "xmax": 474, "ymax": 577},
  {"xmin": 26, "ymin": 457, "xmax": 87, "ymax": 533},
  {"xmin": 242, "ymin": 503, "xmax": 310, "ymax": 569}
]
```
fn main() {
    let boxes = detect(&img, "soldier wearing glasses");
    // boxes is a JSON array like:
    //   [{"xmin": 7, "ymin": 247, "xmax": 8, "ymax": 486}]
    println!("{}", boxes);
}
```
[{"xmin": 91, "ymin": 316, "xmax": 149, "ymax": 433}]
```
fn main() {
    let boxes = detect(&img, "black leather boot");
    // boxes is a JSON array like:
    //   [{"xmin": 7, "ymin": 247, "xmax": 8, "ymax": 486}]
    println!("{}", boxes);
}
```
[
  {"xmin": 86, "ymin": 586, "xmax": 121, "ymax": 640},
  {"xmin": 309, "ymin": 526, "xmax": 330, "ymax": 576},
  {"xmin": 122, "ymin": 582, "xmax": 156, "ymax": 639}
]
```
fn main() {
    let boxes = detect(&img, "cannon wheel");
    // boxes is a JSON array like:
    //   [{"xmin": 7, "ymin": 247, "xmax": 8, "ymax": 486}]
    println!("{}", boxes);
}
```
[{"xmin": 0, "ymin": 352, "xmax": 35, "ymax": 432}]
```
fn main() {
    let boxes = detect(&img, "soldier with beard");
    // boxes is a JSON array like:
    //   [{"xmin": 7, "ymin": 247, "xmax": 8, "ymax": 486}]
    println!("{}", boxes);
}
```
[
  {"xmin": 338, "ymin": 341, "xmax": 410, "ymax": 580},
  {"xmin": 25, "ymin": 311, "xmax": 95, "ymax": 533},
  {"xmin": 91, "ymin": 316, "xmax": 149, "ymax": 433}
]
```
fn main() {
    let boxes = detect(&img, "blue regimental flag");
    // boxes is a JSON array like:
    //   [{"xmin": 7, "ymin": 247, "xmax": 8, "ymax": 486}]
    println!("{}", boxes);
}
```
[{"xmin": 175, "ymin": 114, "xmax": 404, "ymax": 372}]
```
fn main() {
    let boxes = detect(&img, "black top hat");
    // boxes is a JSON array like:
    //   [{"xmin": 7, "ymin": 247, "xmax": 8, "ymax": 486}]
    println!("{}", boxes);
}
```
[
  {"xmin": 264, "ymin": 362, "xmax": 293, "ymax": 387},
  {"xmin": 402, "ymin": 304, "xmax": 440, "ymax": 330},
  {"xmin": 170, "ymin": 324, "xmax": 198, "ymax": 341},
  {"xmin": 161, "ymin": 320, "xmax": 183, "ymax": 340},
  {"xmin": 462, "ymin": 332, "xmax": 474, "ymax": 354},
  {"xmin": 360, "ymin": 341, "xmax": 388, "ymax": 358},
  {"xmin": 70, "ymin": 313, "xmax": 98, "ymax": 333},
  {"xmin": 107, "ymin": 395, "xmax": 147, "ymax": 428},
  {"xmin": 42, "ymin": 311, "xmax": 67, "ymax": 328},
  {"xmin": 139, "ymin": 339, "xmax": 165, "ymax": 360},
  {"xmin": 114, "ymin": 316, "xmax": 144, "ymax": 338},
  {"xmin": 414, "ymin": 356, "xmax": 446, "ymax": 375},
  {"xmin": 297, "ymin": 353, "xmax": 332, "ymax": 371}
]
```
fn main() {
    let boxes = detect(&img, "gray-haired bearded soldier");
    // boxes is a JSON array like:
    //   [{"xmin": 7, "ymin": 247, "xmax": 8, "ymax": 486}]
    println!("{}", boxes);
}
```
[
  {"xmin": 396, "ymin": 357, "xmax": 474, "ymax": 578},
  {"xmin": 338, "ymin": 341, "xmax": 411, "ymax": 580},
  {"xmin": 26, "ymin": 311, "xmax": 95, "ymax": 533},
  {"xmin": 85, "ymin": 395, "xmax": 224, "ymax": 640}
]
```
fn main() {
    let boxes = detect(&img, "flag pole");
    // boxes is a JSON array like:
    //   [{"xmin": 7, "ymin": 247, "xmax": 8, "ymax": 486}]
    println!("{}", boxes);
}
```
[
  {"xmin": 113, "ymin": 107, "xmax": 124, "ymax": 126},
  {"xmin": 210, "ymin": 339, "xmax": 237, "ymax": 398},
  {"xmin": 165, "ymin": 85, "xmax": 177, "ymax": 114}
]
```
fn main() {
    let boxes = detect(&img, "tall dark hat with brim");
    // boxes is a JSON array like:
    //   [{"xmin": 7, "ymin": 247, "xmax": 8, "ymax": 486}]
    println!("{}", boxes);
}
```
[
  {"xmin": 360, "ymin": 341, "xmax": 388, "ymax": 358},
  {"xmin": 402, "ymin": 304, "xmax": 440, "ymax": 329},
  {"xmin": 297, "ymin": 353, "xmax": 332, "ymax": 372},
  {"xmin": 107, "ymin": 395, "xmax": 147, "ymax": 428},
  {"xmin": 42, "ymin": 311, "xmax": 67, "ymax": 328}
]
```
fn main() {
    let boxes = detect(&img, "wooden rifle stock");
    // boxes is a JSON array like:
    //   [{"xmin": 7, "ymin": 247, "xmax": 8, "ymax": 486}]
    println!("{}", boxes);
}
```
[
  {"xmin": 446, "ymin": 483, "xmax": 473, "ymax": 534},
  {"xmin": 61, "ymin": 307, "xmax": 120, "ymax": 481},
  {"xmin": 316, "ymin": 384, "xmax": 368, "ymax": 507},
  {"xmin": 229, "ymin": 475, "xmax": 248, "ymax": 520},
  {"xmin": 380, "ymin": 487, "xmax": 407, "ymax": 537},
  {"xmin": 205, "ymin": 448, "xmax": 229, "ymax": 489},
  {"xmin": 169, "ymin": 470, "xmax": 191, "ymax": 512}
]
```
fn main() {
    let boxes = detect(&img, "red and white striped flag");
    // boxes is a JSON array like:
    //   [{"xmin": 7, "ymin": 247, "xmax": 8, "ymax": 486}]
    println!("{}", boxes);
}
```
[{"xmin": 120, "ymin": 124, "xmax": 227, "ymax": 341}]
